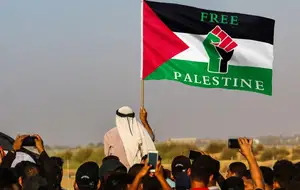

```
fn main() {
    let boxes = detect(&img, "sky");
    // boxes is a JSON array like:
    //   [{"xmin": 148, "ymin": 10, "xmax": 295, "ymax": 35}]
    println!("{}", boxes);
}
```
[{"xmin": 0, "ymin": 0, "xmax": 299, "ymax": 146}]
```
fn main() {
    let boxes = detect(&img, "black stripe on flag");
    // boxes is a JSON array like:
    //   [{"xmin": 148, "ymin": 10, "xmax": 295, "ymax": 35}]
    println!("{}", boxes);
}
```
[{"xmin": 146, "ymin": 1, "xmax": 275, "ymax": 45}]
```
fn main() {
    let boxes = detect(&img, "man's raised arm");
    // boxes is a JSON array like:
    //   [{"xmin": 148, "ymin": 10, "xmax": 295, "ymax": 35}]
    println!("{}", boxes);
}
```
[
  {"xmin": 140, "ymin": 107, "xmax": 155, "ymax": 141},
  {"xmin": 239, "ymin": 138, "xmax": 265, "ymax": 190}
]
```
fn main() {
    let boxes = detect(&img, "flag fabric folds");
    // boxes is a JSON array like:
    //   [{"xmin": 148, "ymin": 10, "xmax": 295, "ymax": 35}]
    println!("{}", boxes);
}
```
[{"xmin": 142, "ymin": 1, "xmax": 275, "ymax": 95}]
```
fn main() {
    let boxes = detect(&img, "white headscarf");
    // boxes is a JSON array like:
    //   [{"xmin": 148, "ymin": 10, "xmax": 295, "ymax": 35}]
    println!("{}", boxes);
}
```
[
  {"xmin": 4, "ymin": 150, "xmax": 36, "ymax": 167},
  {"xmin": 116, "ymin": 106, "xmax": 156, "ymax": 167}
]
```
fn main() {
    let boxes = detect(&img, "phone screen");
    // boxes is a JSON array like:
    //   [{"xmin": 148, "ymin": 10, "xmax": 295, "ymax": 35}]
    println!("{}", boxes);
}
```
[{"xmin": 148, "ymin": 152, "xmax": 158, "ymax": 171}]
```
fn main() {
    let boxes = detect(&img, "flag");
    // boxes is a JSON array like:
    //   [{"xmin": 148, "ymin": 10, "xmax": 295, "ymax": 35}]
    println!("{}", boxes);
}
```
[{"xmin": 142, "ymin": 1, "xmax": 275, "ymax": 95}]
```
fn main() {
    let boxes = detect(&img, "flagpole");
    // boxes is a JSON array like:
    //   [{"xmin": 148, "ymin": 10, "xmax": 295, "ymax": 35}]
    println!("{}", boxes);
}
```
[{"xmin": 140, "ymin": 0, "xmax": 145, "ymax": 108}]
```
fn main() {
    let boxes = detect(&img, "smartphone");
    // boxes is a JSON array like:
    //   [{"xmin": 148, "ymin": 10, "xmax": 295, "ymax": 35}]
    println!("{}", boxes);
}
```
[
  {"xmin": 22, "ymin": 136, "xmax": 37, "ymax": 146},
  {"xmin": 228, "ymin": 139, "xmax": 244, "ymax": 149},
  {"xmin": 189, "ymin": 150, "xmax": 202, "ymax": 161},
  {"xmin": 148, "ymin": 150, "xmax": 158, "ymax": 172}
]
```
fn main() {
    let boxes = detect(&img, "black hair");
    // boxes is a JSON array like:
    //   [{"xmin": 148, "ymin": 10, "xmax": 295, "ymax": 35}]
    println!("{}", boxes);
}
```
[
  {"xmin": 142, "ymin": 176, "xmax": 162, "ymax": 190},
  {"xmin": 190, "ymin": 157, "xmax": 213, "ymax": 186},
  {"xmin": 229, "ymin": 162, "xmax": 247, "ymax": 178},
  {"xmin": 287, "ymin": 179, "xmax": 300, "ymax": 190},
  {"xmin": 243, "ymin": 169, "xmax": 251, "ymax": 179},
  {"xmin": 273, "ymin": 160, "xmax": 295, "ymax": 172},
  {"xmin": 22, "ymin": 176, "xmax": 47, "ymax": 190},
  {"xmin": 260, "ymin": 166, "xmax": 274, "ymax": 186},
  {"xmin": 0, "ymin": 168, "xmax": 18, "ymax": 189},
  {"xmin": 128, "ymin": 164, "xmax": 144, "ymax": 177},
  {"xmin": 102, "ymin": 155, "xmax": 120, "ymax": 162},
  {"xmin": 273, "ymin": 160, "xmax": 296, "ymax": 189},
  {"xmin": 222, "ymin": 177, "xmax": 244, "ymax": 190},
  {"xmin": 101, "ymin": 173, "xmax": 129, "ymax": 190},
  {"xmin": 15, "ymin": 161, "xmax": 39, "ymax": 180},
  {"xmin": 294, "ymin": 162, "xmax": 300, "ymax": 175}
]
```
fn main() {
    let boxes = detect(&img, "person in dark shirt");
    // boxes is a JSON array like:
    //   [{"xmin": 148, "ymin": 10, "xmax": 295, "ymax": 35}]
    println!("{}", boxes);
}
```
[
  {"xmin": 1, "ymin": 135, "xmax": 57, "ymax": 190},
  {"xmin": 50, "ymin": 157, "xmax": 65, "ymax": 190}
]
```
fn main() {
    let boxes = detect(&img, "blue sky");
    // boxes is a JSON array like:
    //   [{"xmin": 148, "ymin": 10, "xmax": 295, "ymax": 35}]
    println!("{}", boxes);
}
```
[{"xmin": 0, "ymin": 0, "xmax": 299, "ymax": 146}]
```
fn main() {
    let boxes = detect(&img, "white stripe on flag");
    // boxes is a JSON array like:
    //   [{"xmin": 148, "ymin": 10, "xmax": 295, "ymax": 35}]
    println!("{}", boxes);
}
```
[{"xmin": 173, "ymin": 32, "xmax": 273, "ymax": 69}]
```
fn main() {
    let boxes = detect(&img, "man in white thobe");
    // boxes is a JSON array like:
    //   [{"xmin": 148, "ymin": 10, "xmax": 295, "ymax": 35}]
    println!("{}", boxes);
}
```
[{"xmin": 104, "ymin": 106, "xmax": 155, "ymax": 168}]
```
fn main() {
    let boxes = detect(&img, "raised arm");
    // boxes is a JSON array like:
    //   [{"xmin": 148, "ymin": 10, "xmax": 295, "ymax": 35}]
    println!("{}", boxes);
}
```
[
  {"xmin": 140, "ymin": 107, "xmax": 155, "ymax": 141},
  {"xmin": 33, "ymin": 134, "xmax": 57, "ymax": 190},
  {"xmin": 239, "ymin": 138, "xmax": 264, "ymax": 190},
  {"xmin": 0, "ymin": 135, "xmax": 28, "ymax": 168},
  {"xmin": 155, "ymin": 160, "xmax": 172, "ymax": 190},
  {"xmin": 129, "ymin": 160, "xmax": 151, "ymax": 190}
]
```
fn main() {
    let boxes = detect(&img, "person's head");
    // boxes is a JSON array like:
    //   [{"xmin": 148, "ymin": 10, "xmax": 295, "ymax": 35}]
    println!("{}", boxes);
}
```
[
  {"xmin": 294, "ymin": 162, "xmax": 300, "ymax": 175},
  {"xmin": 243, "ymin": 169, "xmax": 251, "ymax": 179},
  {"xmin": 0, "ymin": 168, "xmax": 18, "ymax": 190},
  {"xmin": 116, "ymin": 106, "xmax": 135, "ymax": 119},
  {"xmin": 171, "ymin": 155, "xmax": 191, "ymax": 189},
  {"xmin": 171, "ymin": 155, "xmax": 191, "ymax": 178},
  {"xmin": 222, "ymin": 177, "xmax": 245, "ymax": 190},
  {"xmin": 190, "ymin": 155, "xmax": 214, "ymax": 188},
  {"xmin": 99, "ymin": 173, "xmax": 130, "ymax": 190},
  {"xmin": 226, "ymin": 162, "xmax": 247, "ymax": 178},
  {"xmin": 260, "ymin": 166, "xmax": 274, "ymax": 188},
  {"xmin": 142, "ymin": 176, "xmax": 162, "ymax": 190},
  {"xmin": 75, "ymin": 162, "xmax": 100, "ymax": 190},
  {"xmin": 99, "ymin": 159, "xmax": 127, "ymax": 182},
  {"xmin": 51, "ymin": 156, "xmax": 64, "ymax": 188},
  {"xmin": 102, "ymin": 155, "xmax": 119, "ymax": 163},
  {"xmin": 15, "ymin": 161, "xmax": 39, "ymax": 187},
  {"xmin": 273, "ymin": 160, "xmax": 296, "ymax": 189},
  {"xmin": 22, "ymin": 175, "xmax": 47, "ymax": 190},
  {"xmin": 128, "ymin": 164, "xmax": 144, "ymax": 178},
  {"xmin": 202, "ymin": 155, "xmax": 220, "ymax": 185},
  {"xmin": 286, "ymin": 177, "xmax": 300, "ymax": 190}
]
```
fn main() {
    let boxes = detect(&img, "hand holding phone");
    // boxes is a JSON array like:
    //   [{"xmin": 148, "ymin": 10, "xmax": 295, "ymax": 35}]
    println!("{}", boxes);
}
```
[
  {"xmin": 228, "ymin": 138, "xmax": 251, "ymax": 149},
  {"xmin": 228, "ymin": 139, "xmax": 240, "ymax": 149},
  {"xmin": 148, "ymin": 150, "xmax": 158, "ymax": 172},
  {"xmin": 22, "ymin": 136, "xmax": 37, "ymax": 147},
  {"xmin": 13, "ymin": 135, "xmax": 30, "ymax": 151}
]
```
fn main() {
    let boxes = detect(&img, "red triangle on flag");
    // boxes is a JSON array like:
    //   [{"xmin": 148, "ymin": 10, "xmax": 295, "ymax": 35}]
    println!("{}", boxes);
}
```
[{"xmin": 142, "ymin": 1, "xmax": 189, "ymax": 79}]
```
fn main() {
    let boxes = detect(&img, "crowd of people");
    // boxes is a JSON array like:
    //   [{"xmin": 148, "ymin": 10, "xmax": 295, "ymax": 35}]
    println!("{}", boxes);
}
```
[{"xmin": 0, "ymin": 107, "xmax": 300, "ymax": 190}]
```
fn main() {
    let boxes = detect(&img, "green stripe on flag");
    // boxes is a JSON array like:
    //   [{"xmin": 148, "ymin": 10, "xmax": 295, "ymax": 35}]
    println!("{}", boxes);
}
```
[{"xmin": 145, "ymin": 59, "xmax": 272, "ymax": 95}]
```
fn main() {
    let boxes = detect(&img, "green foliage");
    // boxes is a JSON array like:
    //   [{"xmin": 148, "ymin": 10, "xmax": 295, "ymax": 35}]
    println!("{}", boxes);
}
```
[
  {"xmin": 88, "ymin": 147, "xmax": 105, "ymax": 164},
  {"xmin": 156, "ymin": 142, "xmax": 199, "ymax": 163},
  {"xmin": 73, "ymin": 148, "xmax": 93, "ymax": 163},
  {"xmin": 255, "ymin": 144, "xmax": 265, "ymax": 152},
  {"xmin": 205, "ymin": 142, "xmax": 226, "ymax": 154},
  {"xmin": 220, "ymin": 148, "xmax": 238, "ymax": 160},
  {"xmin": 276, "ymin": 147, "xmax": 290, "ymax": 160},
  {"xmin": 260, "ymin": 149, "xmax": 274, "ymax": 161},
  {"xmin": 292, "ymin": 147, "xmax": 300, "ymax": 160},
  {"xmin": 260, "ymin": 147, "xmax": 290, "ymax": 161},
  {"xmin": 57, "ymin": 150, "xmax": 73, "ymax": 161}
]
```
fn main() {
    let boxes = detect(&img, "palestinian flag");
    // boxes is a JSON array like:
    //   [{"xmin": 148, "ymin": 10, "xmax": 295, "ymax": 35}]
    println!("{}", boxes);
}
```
[{"xmin": 142, "ymin": 1, "xmax": 275, "ymax": 95}]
